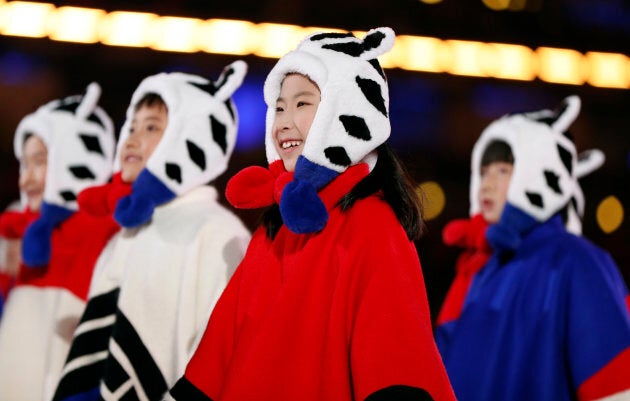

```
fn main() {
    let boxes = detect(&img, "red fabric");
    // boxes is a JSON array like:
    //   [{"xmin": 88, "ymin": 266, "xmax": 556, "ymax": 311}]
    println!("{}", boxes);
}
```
[
  {"xmin": 0, "ymin": 208, "xmax": 39, "ymax": 239},
  {"xmin": 0, "ymin": 272, "xmax": 13, "ymax": 299},
  {"xmin": 576, "ymin": 347, "xmax": 630, "ymax": 401},
  {"xmin": 77, "ymin": 172, "xmax": 132, "ymax": 216},
  {"xmin": 15, "ymin": 176, "xmax": 130, "ymax": 300},
  {"xmin": 0, "ymin": 208, "xmax": 39, "ymax": 299},
  {"xmin": 225, "ymin": 160, "xmax": 293, "ymax": 209},
  {"xmin": 183, "ymin": 165, "xmax": 456, "ymax": 401},
  {"xmin": 436, "ymin": 213, "xmax": 492, "ymax": 326}
]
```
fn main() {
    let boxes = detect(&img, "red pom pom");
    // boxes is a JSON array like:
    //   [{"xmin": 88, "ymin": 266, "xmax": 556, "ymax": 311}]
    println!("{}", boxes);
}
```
[
  {"xmin": 78, "ymin": 173, "xmax": 132, "ymax": 216},
  {"xmin": 0, "ymin": 209, "xmax": 38, "ymax": 238},
  {"xmin": 225, "ymin": 166, "xmax": 275, "ymax": 209},
  {"xmin": 442, "ymin": 219, "xmax": 471, "ymax": 247},
  {"xmin": 442, "ymin": 214, "xmax": 489, "ymax": 249}
]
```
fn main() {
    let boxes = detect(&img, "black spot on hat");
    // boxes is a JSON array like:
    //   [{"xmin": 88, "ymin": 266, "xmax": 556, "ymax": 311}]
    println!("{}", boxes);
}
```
[
  {"xmin": 190, "ymin": 81, "xmax": 218, "ymax": 97},
  {"xmin": 54, "ymin": 100, "xmax": 80, "ymax": 114},
  {"xmin": 87, "ymin": 113, "xmax": 106, "ymax": 130},
  {"xmin": 356, "ymin": 76, "xmax": 387, "ymax": 117},
  {"xmin": 210, "ymin": 115, "xmax": 228, "ymax": 154},
  {"xmin": 526, "ymin": 191, "xmax": 544, "ymax": 209},
  {"xmin": 165, "ymin": 163, "xmax": 182, "ymax": 184},
  {"xmin": 60, "ymin": 190, "xmax": 77, "ymax": 202},
  {"xmin": 362, "ymin": 30, "xmax": 386, "ymax": 53},
  {"xmin": 79, "ymin": 134, "xmax": 104, "ymax": 156},
  {"xmin": 339, "ymin": 115, "xmax": 371, "ymax": 141},
  {"xmin": 186, "ymin": 140, "xmax": 206, "ymax": 171},
  {"xmin": 69, "ymin": 165, "xmax": 96, "ymax": 180},
  {"xmin": 310, "ymin": 32, "xmax": 354, "ymax": 42},
  {"xmin": 544, "ymin": 170, "xmax": 562, "ymax": 194},
  {"xmin": 324, "ymin": 146, "xmax": 352, "ymax": 167},
  {"xmin": 557, "ymin": 144, "xmax": 573, "ymax": 175},
  {"xmin": 322, "ymin": 42, "xmax": 363, "ymax": 57}
]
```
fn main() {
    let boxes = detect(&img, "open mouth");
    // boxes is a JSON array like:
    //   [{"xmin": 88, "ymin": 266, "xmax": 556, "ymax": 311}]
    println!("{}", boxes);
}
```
[
  {"xmin": 280, "ymin": 140, "xmax": 302, "ymax": 150},
  {"xmin": 26, "ymin": 190, "xmax": 42, "ymax": 199},
  {"xmin": 123, "ymin": 155, "xmax": 142, "ymax": 163}
]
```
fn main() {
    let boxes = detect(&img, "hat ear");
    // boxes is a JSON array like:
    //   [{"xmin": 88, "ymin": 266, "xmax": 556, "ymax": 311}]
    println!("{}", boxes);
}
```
[
  {"xmin": 576, "ymin": 148, "xmax": 605, "ymax": 178},
  {"xmin": 359, "ymin": 27, "xmax": 395, "ymax": 60},
  {"xmin": 75, "ymin": 82, "xmax": 101, "ymax": 120},
  {"xmin": 550, "ymin": 95, "xmax": 580, "ymax": 133},
  {"xmin": 213, "ymin": 60, "xmax": 248, "ymax": 102}
]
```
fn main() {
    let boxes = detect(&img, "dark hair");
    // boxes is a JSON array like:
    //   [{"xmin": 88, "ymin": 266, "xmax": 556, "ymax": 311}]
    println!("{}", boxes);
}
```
[
  {"xmin": 262, "ymin": 143, "xmax": 425, "ymax": 241},
  {"xmin": 22, "ymin": 132, "xmax": 34, "ymax": 146},
  {"xmin": 134, "ymin": 92, "xmax": 167, "ymax": 112},
  {"xmin": 481, "ymin": 140, "xmax": 514, "ymax": 167}
]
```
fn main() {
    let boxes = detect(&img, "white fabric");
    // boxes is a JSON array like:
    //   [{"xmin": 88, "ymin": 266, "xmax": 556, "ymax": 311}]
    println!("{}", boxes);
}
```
[
  {"xmin": 0, "ymin": 286, "xmax": 84, "ymax": 401},
  {"xmin": 83, "ymin": 186, "xmax": 250, "ymax": 396}
]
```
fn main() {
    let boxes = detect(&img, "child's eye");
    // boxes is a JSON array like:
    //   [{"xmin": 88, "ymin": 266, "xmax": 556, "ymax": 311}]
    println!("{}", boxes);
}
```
[
  {"xmin": 297, "ymin": 101, "xmax": 309, "ymax": 107},
  {"xmin": 275, "ymin": 106, "xmax": 284, "ymax": 112}
]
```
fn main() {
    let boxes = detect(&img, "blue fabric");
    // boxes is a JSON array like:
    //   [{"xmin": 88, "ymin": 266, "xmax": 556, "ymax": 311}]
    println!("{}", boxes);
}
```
[
  {"xmin": 61, "ymin": 387, "xmax": 99, "ymax": 401},
  {"xmin": 114, "ymin": 169, "xmax": 175, "ymax": 228},
  {"xmin": 293, "ymin": 156, "xmax": 339, "ymax": 190},
  {"xmin": 436, "ymin": 215, "xmax": 630, "ymax": 401},
  {"xmin": 280, "ymin": 156, "xmax": 338, "ymax": 234},
  {"xmin": 485, "ymin": 203, "xmax": 538, "ymax": 253},
  {"xmin": 21, "ymin": 202, "xmax": 74, "ymax": 267}
]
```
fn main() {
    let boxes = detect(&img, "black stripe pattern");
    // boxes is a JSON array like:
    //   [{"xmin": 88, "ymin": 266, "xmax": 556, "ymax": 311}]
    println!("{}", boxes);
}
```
[
  {"xmin": 54, "ymin": 287, "xmax": 168, "ymax": 401},
  {"xmin": 53, "ymin": 289, "xmax": 120, "ymax": 401},
  {"xmin": 170, "ymin": 377, "xmax": 214, "ymax": 401}
]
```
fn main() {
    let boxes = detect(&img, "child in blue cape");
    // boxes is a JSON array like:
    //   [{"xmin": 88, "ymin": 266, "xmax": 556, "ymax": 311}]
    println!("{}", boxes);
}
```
[{"xmin": 435, "ymin": 96, "xmax": 630, "ymax": 401}]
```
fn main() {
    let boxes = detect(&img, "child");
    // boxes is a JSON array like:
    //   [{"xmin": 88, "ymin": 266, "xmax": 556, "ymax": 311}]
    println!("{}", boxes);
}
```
[
  {"xmin": 52, "ymin": 61, "xmax": 251, "ymax": 401},
  {"xmin": 0, "ymin": 200, "xmax": 24, "ymax": 316},
  {"xmin": 170, "ymin": 28, "xmax": 456, "ymax": 401},
  {"xmin": 435, "ymin": 96, "xmax": 630, "ymax": 401},
  {"xmin": 0, "ymin": 83, "xmax": 117, "ymax": 400}
]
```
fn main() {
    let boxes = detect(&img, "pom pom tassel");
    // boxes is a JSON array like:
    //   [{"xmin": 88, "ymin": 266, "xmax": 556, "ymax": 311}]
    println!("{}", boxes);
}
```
[
  {"xmin": 114, "ymin": 169, "xmax": 175, "ymax": 228},
  {"xmin": 22, "ymin": 203, "xmax": 73, "ymax": 267}
]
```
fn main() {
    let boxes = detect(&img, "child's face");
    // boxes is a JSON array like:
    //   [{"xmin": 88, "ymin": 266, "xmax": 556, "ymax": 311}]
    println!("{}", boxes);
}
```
[
  {"xmin": 19, "ymin": 135, "xmax": 47, "ymax": 212},
  {"xmin": 272, "ymin": 74, "xmax": 321, "ymax": 172},
  {"xmin": 120, "ymin": 103, "xmax": 168, "ymax": 183},
  {"xmin": 478, "ymin": 161, "xmax": 513, "ymax": 223}
]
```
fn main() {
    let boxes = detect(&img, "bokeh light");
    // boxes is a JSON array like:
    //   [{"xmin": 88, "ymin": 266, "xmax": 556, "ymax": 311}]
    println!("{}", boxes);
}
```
[
  {"xmin": 418, "ymin": 181, "xmax": 446, "ymax": 221},
  {"xmin": 596, "ymin": 195, "xmax": 624, "ymax": 234}
]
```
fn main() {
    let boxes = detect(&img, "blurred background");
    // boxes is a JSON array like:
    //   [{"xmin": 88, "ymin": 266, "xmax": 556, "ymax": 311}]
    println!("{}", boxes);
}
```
[{"xmin": 0, "ymin": 0, "xmax": 628, "ymax": 319}]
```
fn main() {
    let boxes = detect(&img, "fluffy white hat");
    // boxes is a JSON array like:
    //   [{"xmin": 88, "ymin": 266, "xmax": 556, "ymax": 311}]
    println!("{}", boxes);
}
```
[
  {"xmin": 470, "ymin": 95, "xmax": 604, "ymax": 240},
  {"xmin": 114, "ymin": 60, "xmax": 247, "ymax": 228},
  {"xmin": 14, "ymin": 82, "xmax": 115, "ymax": 210},
  {"xmin": 262, "ymin": 27, "xmax": 395, "ymax": 233}
]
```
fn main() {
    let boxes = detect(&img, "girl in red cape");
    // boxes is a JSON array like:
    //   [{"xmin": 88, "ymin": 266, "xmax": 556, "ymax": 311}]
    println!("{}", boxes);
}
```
[{"xmin": 171, "ymin": 27, "xmax": 456, "ymax": 401}]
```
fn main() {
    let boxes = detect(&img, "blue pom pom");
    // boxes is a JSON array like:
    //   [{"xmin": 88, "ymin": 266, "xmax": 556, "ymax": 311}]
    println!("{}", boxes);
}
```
[
  {"xmin": 114, "ymin": 169, "xmax": 175, "ymax": 228},
  {"xmin": 22, "ymin": 203, "xmax": 73, "ymax": 267},
  {"xmin": 280, "ymin": 180, "xmax": 328, "ymax": 234}
]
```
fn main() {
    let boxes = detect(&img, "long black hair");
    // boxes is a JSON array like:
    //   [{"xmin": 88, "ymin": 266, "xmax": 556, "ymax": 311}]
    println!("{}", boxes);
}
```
[{"xmin": 262, "ymin": 143, "xmax": 425, "ymax": 241}]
